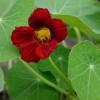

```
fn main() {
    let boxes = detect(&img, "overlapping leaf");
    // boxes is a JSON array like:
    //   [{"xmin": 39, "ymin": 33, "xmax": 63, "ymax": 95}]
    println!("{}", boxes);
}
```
[
  {"xmin": 68, "ymin": 41, "xmax": 100, "ymax": 100},
  {"xmin": 7, "ymin": 61, "xmax": 59, "ymax": 100}
]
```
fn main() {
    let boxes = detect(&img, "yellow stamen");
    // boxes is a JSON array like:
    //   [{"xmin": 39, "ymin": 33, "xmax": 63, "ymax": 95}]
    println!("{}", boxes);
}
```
[{"xmin": 36, "ymin": 27, "xmax": 51, "ymax": 42}]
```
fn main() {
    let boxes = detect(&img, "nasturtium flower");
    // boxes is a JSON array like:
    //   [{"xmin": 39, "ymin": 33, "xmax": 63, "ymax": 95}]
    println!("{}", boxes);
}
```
[{"xmin": 11, "ymin": 8, "xmax": 68, "ymax": 62}]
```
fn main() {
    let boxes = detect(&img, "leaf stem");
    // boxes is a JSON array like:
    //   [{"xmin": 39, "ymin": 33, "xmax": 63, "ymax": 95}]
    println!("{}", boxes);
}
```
[
  {"xmin": 48, "ymin": 57, "xmax": 73, "ymax": 92},
  {"xmin": 48, "ymin": 57, "xmax": 80, "ymax": 100},
  {"xmin": 20, "ymin": 59, "xmax": 68, "ymax": 96},
  {"xmin": 8, "ymin": 60, "xmax": 12, "ymax": 69},
  {"xmin": 73, "ymin": 27, "xmax": 82, "ymax": 43},
  {"xmin": 62, "ymin": 40, "xmax": 68, "ymax": 48}
]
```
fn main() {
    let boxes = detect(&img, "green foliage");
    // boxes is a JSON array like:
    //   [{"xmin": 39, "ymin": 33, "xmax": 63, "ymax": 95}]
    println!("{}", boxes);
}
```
[
  {"xmin": 30, "ymin": 45, "xmax": 71, "ymax": 90},
  {"xmin": 0, "ymin": 0, "xmax": 14, "ymax": 16},
  {"xmin": 35, "ymin": 0, "xmax": 100, "ymax": 41},
  {"xmin": 31, "ymin": 45, "xmax": 70, "ymax": 76},
  {"xmin": 0, "ymin": 0, "xmax": 100, "ymax": 100},
  {"xmin": 68, "ymin": 41, "xmax": 100, "ymax": 100},
  {"xmin": 7, "ymin": 61, "xmax": 59, "ymax": 100},
  {"xmin": 0, "ymin": 67, "xmax": 4, "ymax": 92},
  {"xmin": 0, "ymin": 0, "xmax": 34, "ymax": 62},
  {"xmin": 7, "ymin": 45, "xmax": 72, "ymax": 100},
  {"xmin": 35, "ymin": 0, "xmax": 100, "ymax": 16}
]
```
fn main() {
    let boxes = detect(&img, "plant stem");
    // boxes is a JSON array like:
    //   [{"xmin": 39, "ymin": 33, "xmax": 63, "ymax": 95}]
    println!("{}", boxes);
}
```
[
  {"xmin": 62, "ymin": 41, "xmax": 68, "ymax": 48},
  {"xmin": 8, "ymin": 60, "xmax": 12, "ymax": 69},
  {"xmin": 20, "ymin": 59, "xmax": 68, "ymax": 96},
  {"xmin": 49, "ymin": 57, "xmax": 80, "ymax": 100},
  {"xmin": 48, "ymin": 57, "xmax": 73, "ymax": 92},
  {"xmin": 73, "ymin": 27, "xmax": 82, "ymax": 43}
]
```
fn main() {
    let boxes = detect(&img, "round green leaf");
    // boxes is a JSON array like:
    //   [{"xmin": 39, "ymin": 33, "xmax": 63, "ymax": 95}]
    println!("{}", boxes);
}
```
[
  {"xmin": 7, "ymin": 61, "xmax": 59, "ymax": 100},
  {"xmin": 0, "ymin": 67, "xmax": 4, "ymax": 92},
  {"xmin": 0, "ymin": 0, "xmax": 34, "ymax": 62},
  {"xmin": 68, "ymin": 41, "xmax": 100, "ymax": 100}
]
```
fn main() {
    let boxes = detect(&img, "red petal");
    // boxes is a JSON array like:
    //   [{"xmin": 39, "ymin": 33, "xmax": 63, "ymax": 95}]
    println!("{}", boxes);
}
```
[
  {"xmin": 51, "ymin": 19, "xmax": 68, "ymax": 42},
  {"xmin": 36, "ymin": 39, "xmax": 57, "ymax": 59},
  {"xmin": 20, "ymin": 42, "xmax": 40, "ymax": 62},
  {"xmin": 28, "ymin": 8, "xmax": 52, "ymax": 28},
  {"xmin": 11, "ymin": 26, "xmax": 35, "ymax": 48}
]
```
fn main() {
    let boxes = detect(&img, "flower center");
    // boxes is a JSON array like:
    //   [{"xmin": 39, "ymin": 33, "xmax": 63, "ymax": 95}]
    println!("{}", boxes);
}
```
[{"xmin": 35, "ymin": 27, "xmax": 51, "ymax": 42}]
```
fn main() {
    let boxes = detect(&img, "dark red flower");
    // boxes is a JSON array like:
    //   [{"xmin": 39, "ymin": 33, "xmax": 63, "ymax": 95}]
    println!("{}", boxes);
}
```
[{"xmin": 11, "ymin": 8, "xmax": 68, "ymax": 62}]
